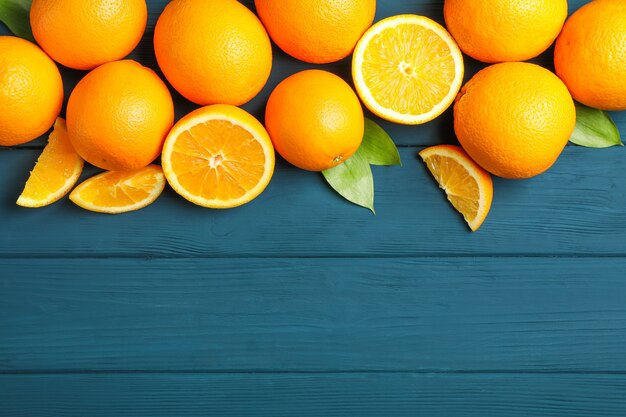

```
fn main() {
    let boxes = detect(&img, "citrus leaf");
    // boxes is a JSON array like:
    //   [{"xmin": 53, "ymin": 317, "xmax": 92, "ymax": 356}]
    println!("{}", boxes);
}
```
[
  {"xmin": 360, "ymin": 118, "xmax": 402, "ymax": 166},
  {"xmin": 0, "ymin": 0, "xmax": 34, "ymax": 42},
  {"xmin": 569, "ymin": 102, "xmax": 623, "ymax": 148},
  {"xmin": 322, "ymin": 150, "xmax": 375, "ymax": 214}
]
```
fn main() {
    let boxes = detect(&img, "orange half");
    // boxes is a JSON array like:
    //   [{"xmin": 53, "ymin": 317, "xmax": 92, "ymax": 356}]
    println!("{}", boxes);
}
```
[
  {"xmin": 17, "ymin": 118, "xmax": 84, "ymax": 208},
  {"xmin": 352, "ymin": 14, "xmax": 464, "ymax": 125},
  {"xmin": 69, "ymin": 165, "xmax": 165, "ymax": 214},
  {"xmin": 161, "ymin": 104, "xmax": 275, "ymax": 208},
  {"xmin": 419, "ymin": 144, "xmax": 493, "ymax": 231}
]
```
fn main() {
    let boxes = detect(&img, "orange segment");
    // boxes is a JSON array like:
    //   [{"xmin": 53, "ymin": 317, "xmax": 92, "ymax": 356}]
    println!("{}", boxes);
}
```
[
  {"xmin": 352, "ymin": 14, "xmax": 464, "ymax": 125},
  {"xmin": 419, "ymin": 145, "xmax": 493, "ymax": 231},
  {"xmin": 161, "ymin": 104, "xmax": 275, "ymax": 208},
  {"xmin": 69, "ymin": 165, "xmax": 165, "ymax": 214},
  {"xmin": 17, "ymin": 118, "xmax": 84, "ymax": 208}
]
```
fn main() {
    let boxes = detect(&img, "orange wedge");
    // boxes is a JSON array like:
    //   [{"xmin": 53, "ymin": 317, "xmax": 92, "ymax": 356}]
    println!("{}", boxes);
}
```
[
  {"xmin": 419, "ymin": 145, "xmax": 493, "ymax": 231},
  {"xmin": 161, "ymin": 104, "xmax": 275, "ymax": 208},
  {"xmin": 352, "ymin": 14, "xmax": 464, "ymax": 125},
  {"xmin": 69, "ymin": 165, "xmax": 165, "ymax": 214},
  {"xmin": 17, "ymin": 118, "xmax": 84, "ymax": 208}
]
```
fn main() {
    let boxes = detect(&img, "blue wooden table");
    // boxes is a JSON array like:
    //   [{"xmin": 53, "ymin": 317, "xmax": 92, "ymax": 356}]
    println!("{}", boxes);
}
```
[{"xmin": 2, "ymin": 1, "xmax": 626, "ymax": 415}]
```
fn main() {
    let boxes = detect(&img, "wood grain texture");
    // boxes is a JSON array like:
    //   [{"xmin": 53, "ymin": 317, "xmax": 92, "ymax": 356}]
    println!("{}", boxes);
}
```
[
  {"xmin": 1, "ymin": 147, "xmax": 626, "ymax": 257},
  {"xmin": 1, "ymin": 373, "xmax": 626, "ymax": 417},
  {"xmin": 2, "ymin": 257, "xmax": 625, "ymax": 372}
]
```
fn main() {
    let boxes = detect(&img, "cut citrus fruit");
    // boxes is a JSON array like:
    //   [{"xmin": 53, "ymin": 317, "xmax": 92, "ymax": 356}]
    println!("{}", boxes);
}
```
[
  {"xmin": 352, "ymin": 14, "xmax": 464, "ymax": 125},
  {"xmin": 69, "ymin": 165, "xmax": 165, "ymax": 214},
  {"xmin": 419, "ymin": 145, "xmax": 493, "ymax": 231},
  {"xmin": 161, "ymin": 104, "xmax": 275, "ymax": 208},
  {"xmin": 17, "ymin": 118, "xmax": 84, "ymax": 208}
]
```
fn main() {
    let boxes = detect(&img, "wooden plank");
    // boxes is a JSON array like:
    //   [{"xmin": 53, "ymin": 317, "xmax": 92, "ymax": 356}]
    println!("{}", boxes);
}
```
[
  {"xmin": 1, "ymin": 147, "xmax": 626, "ymax": 257},
  {"xmin": 1, "ymin": 257, "xmax": 625, "ymax": 372},
  {"xmin": 1, "ymin": 373, "xmax": 625, "ymax": 417},
  {"xmin": 0, "ymin": 0, "xmax": 597, "ymax": 149}
]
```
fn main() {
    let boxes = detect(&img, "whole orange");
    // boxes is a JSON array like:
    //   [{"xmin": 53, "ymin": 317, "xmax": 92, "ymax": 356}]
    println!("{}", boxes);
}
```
[
  {"xmin": 30, "ymin": 0, "xmax": 147, "ymax": 70},
  {"xmin": 444, "ymin": 0, "xmax": 567, "ymax": 63},
  {"xmin": 154, "ymin": 0, "xmax": 272, "ymax": 106},
  {"xmin": 255, "ymin": 0, "xmax": 375, "ymax": 64},
  {"xmin": 554, "ymin": 0, "xmax": 626, "ymax": 111},
  {"xmin": 66, "ymin": 60, "xmax": 174, "ymax": 172},
  {"xmin": 0, "ymin": 36, "xmax": 63, "ymax": 147},
  {"xmin": 454, "ymin": 62, "xmax": 575, "ymax": 179},
  {"xmin": 265, "ymin": 70, "xmax": 364, "ymax": 172}
]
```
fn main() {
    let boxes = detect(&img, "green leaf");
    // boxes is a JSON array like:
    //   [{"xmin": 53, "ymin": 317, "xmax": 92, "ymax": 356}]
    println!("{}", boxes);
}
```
[
  {"xmin": 360, "ymin": 118, "xmax": 402, "ymax": 166},
  {"xmin": 569, "ymin": 102, "xmax": 623, "ymax": 148},
  {"xmin": 322, "ymin": 150, "xmax": 375, "ymax": 214},
  {"xmin": 0, "ymin": 0, "xmax": 34, "ymax": 42}
]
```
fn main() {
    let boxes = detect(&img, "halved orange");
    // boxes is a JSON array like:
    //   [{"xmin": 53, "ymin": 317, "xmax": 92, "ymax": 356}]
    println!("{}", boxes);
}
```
[
  {"xmin": 419, "ymin": 145, "xmax": 493, "ymax": 231},
  {"xmin": 69, "ymin": 165, "xmax": 165, "ymax": 214},
  {"xmin": 17, "ymin": 118, "xmax": 84, "ymax": 208},
  {"xmin": 161, "ymin": 104, "xmax": 275, "ymax": 208},
  {"xmin": 352, "ymin": 14, "xmax": 464, "ymax": 125}
]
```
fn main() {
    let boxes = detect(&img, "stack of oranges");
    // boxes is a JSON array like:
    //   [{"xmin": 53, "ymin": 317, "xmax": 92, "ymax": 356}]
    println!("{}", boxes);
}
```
[{"xmin": 1, "ymin": 0, "xmax": 625, "ymax": 231}]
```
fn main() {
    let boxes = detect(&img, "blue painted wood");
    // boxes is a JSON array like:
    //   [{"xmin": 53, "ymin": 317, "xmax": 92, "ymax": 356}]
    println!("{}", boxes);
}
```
[
  {"xmin": 1, "ymin": 373, "xmax": 626, "ymax": 417},
  {"xmin": 1, "ymin": 257, "xmax": 625, "ymax": 372},
  {"xmin": 1, "ymin": 147, "xmax": 626, "ymax": 257},
  {"xmin": 1, "ymin": 0, "xmax": 625, "ymax": 416}
]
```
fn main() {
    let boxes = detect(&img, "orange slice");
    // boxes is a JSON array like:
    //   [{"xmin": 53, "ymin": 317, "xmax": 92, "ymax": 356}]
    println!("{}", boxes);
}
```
[
  {"xmin": 17, "ymin": 118, "xmax": 84, "ymax": 208},
  {"xmin": 419, "ymin": 145, "xmax": 493, "ymax": 231},
  {"xmin": 352, "ymin": 14, "xmax": 464, "ymax": 125},
  {"xmin": 161, "ymin": 104, "xmax": 275, "ymax": 208},
  {"xmin": 69, "ymin": 165, "xmax": 165, "ymax": 214}
]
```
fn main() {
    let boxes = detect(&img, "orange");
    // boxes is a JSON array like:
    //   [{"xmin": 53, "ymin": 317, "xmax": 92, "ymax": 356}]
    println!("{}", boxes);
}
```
[
  {"xmin": 161, "ymin": 104, "xmax": 275, "ymax": 209},
  {"xmin": 0, "ymin": 36, "xmax": 63, "ymax": 146},
  {"xmin": 66, "ymin": 60, "xmax": 174, "ymax": 172},
  {"xmin": 70, "ymin": 165, "xmax": 165, "ymax": 214},
  {"xmin": 17, "ymin": 118, "xmax": 83, "ymax": 208},
  {"xmin": 30, "ymin": 0, "xmax": 147, "ymax": 70},
  {"xmin": 419, "ymin": 145, "xmax": 493, "ymax": 231},
  {"xmin": 352, "ymin": 15, "xmax": 464, "ymax": 125},
  {"xmin": 454, "ymin": 62, "xmax": 575, "ymax": 179},
  {"xmin": 265, "ymin": 69, "xmax": 364, "ymax": 171},
  {"xmin": 154, "ymin": 0, "xmax": 272, "ymax": 106},
  {"xmin": 554, "ymin": 0, "xmax": 626, "ymax": 111},
  {"xmin": 255, "ymin": 0, "xmax": 375, "ymax": 64},
  {"xmin": 444, "ymin": 0, "xmax": 568, "ymax": 63}
]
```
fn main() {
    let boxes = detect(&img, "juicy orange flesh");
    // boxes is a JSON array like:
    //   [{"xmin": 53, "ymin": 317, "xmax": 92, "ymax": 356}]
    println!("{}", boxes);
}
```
[
  {"xmin": 21, "ymin": 123, "xmax": 82, "ymax": 200},
  {"xmin": 423, "ymin": 154, "xmax": 480, "ymax": 221},
  {"xmin": 75, "ymin": 170, "xmax": 160, "ymax": 208},
  {"xmin": 169, "ymin": 119, "xmax": 266, "ymax": 201},
  {"xmin": 361, "ymin": 23, "xmax": 457, "ymax": 114}
]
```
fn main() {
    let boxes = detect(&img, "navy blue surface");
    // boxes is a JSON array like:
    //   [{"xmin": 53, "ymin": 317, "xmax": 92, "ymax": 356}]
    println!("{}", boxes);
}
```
[{"xmin": 2, "ymin": 1, "xmax": 626, "ymax": 416}]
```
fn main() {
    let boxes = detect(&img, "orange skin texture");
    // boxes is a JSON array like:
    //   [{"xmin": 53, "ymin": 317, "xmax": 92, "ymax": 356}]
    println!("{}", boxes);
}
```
[
  {"xmin": 30, "ymin": 0, "xmax": 147, "ymax": 70},
  {"xmin": 0, "ymin": 36, "xmax": 63, "ymax": 146},
  {"xmin": 454, "ymin": 62, "xmax": 576, "ymax": 179},
  {"xmin": 66, "ymin": 60, "xmax": 174, "ymax": 172},
  {"xmin": 554, "ymin": 0, "xmax": 626, "ymax": 111},
  {"xmin": 444, "ymin": 0, "xmax": 567, "ymax": 63},
  {"xmin": 255, "ymin": 0, "xmax": 376, "ymax": 64},
  {"xmin": 265, "ymin": 69, "xmax": 364, "ymax": 172},
  {"xmin": 154, "ymin": 0, "xmax": 272, "ymax": 106}
]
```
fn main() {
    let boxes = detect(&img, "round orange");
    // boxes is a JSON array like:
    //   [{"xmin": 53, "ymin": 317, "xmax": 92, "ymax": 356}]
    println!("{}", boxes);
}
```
[
  {"xmin": 30, "ymin": 0, "xmax": 147, "ymax": 70},
  {"xmin": 444, "ymin": 0, "xmax": 568, "ymax": 63},
  {"xmin": 265, "ymin": 69, "xmax": 364, "ymax": 172},
  {"xmin": 66, "ymin": 60, "xmax": 174, "ymax": 172},
  {"xmin": 554, "ymin": 0, "xmax": 626, "ymax": 111},
  {"xmin": 0, "ymin": 36, "xmax": 63, "ymax": 147},
  {"xmin": 255, "ymin": 0, "xmax": 375, "ymax": 64},
  {"xmin": 454, "ymin": 62, "xmax": 575, "ymax": 179},
  {"xmin": 154, "ymin": 0, "xmax": 272, "ymax": 106}
]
